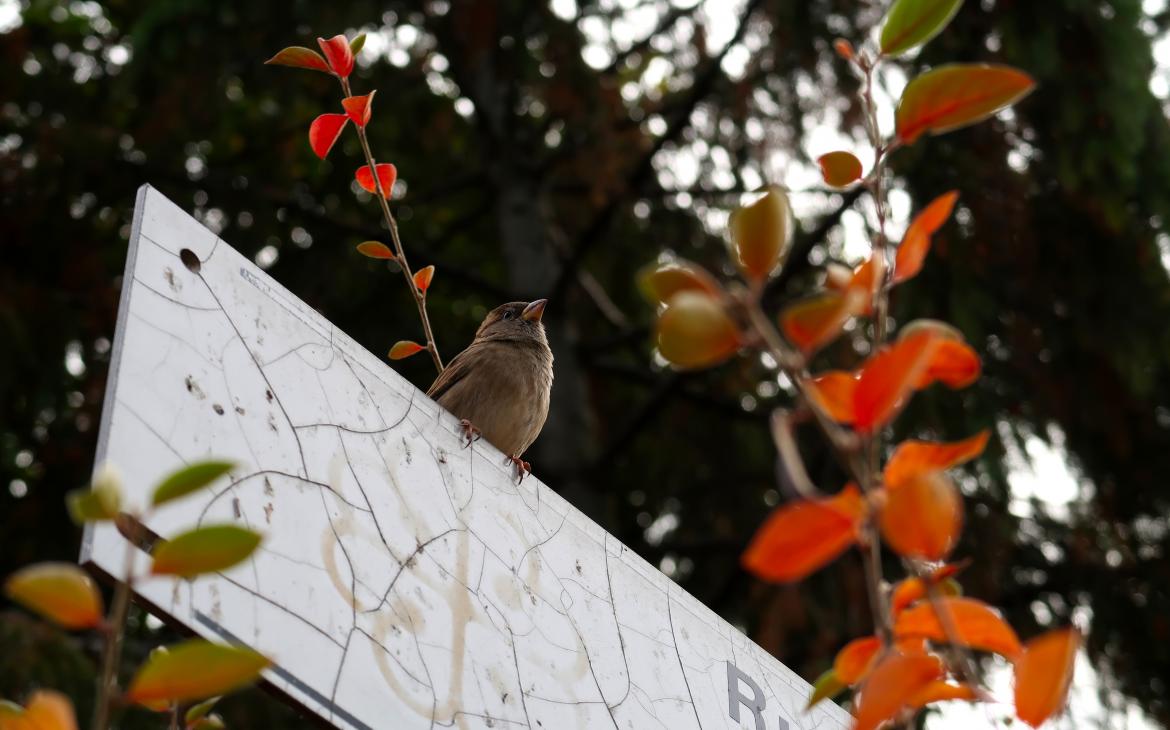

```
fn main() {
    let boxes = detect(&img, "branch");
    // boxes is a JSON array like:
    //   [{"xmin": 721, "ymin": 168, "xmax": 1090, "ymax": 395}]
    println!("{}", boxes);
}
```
[{"xmin": 549, "ymin": 0, "xmax": 766, "ymax": 303}]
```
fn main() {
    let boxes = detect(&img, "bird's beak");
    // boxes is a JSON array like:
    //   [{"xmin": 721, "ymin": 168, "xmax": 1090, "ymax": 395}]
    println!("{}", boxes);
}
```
[{"xmin": 521, "ymin": 299, "xmax": 548, "ymax": 322}]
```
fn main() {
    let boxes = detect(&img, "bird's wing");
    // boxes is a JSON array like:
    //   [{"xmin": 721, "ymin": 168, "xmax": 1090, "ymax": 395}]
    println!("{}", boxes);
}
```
[{"xmin": 425, "ymin": 344, "xmax": 478, "ymax": 401}]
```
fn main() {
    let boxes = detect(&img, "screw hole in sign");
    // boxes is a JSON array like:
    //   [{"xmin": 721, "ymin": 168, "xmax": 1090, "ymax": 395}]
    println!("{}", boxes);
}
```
[{"xmin": 179, "ymin": 248, "xmax": 201, "ymax": 273}]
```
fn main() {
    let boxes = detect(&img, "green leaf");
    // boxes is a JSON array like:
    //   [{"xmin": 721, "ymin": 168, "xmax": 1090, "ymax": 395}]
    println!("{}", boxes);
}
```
[
  {"xmin": 184, "ymin": 696, "xmax": 221, "ymax": 726},
  {"xmin": 0, "ymin": 699, "xmax": 25, "ymax": 718},
  {"xmin": 264, "ymin": 46, "xmax": 331, "ymax": 74},
  {"xmin": 151, "ymin": 525, "xmax": 262, "ymax": 578},
  {"xmin": 807, "ymin": 667, "xmax": 847, "ymax": 709},
  {"xmin": 880, "ymin": 0, "xmax": 964, "ymax": 56},
  {"xmin": 152, "ymin": 461, "xmax": 236, "ymax": 507},
  {"xmin": 895, "ymin": 64, "xmax": 1036, "ymax": 144},
  {"xmin": 125, "ymin": 640, "xmax": 270, "ymax": 705},
  {"xmin": 3, "ymin": 562, "xmax": 104, "ymax": 629},
  {"xmin": 349, "ymin": 33, "xmax": 367, "ymax": 55}
]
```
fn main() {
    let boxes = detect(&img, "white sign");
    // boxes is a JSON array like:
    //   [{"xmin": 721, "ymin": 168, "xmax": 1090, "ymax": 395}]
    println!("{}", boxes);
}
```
[{"xmin": 81, "ymin": 185, "xmax": 851, "ymax": 730}]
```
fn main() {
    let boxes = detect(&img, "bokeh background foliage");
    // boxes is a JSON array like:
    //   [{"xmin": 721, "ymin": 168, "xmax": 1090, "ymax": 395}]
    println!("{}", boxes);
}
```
[{"xmin": 2, "ymin": 0, "xmax": 1169, "ymax": 726}]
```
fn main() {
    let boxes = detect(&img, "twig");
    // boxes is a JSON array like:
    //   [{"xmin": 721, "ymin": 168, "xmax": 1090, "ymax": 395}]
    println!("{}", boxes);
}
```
[
  {"xmin": 340, "ymin": 78, "xmax": 445, "ymax": 373},
  {"xmin": 91, "ymin": 529, "xmax": 137, "ymax": 730}
]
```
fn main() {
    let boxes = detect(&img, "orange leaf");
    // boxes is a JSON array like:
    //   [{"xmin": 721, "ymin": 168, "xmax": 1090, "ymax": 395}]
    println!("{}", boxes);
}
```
[
  {"xmin": 853, "ymin": 331, "xmax": 941, "ymax": 433},
  {"xmin": 845, "ymin": 254, "xmax": 885, "ymax": 315},
  {"xmin": 389, "ymin": 341, "xmax": 425, "ymax": 360},
  {"xmin": 742, "ymin": 485, "xmax": 864, "ymax": 583},
  {"xmin": 355, "ymin": 163, "xmax": 397, "ymax": 198},
  {"xmin": 779, "ymin": 289, "xmax": 866, "ymax": 355},
  {"xmin": 890, "ymin": 563, "xmax": 966, "ymax": 616},
  {"xmin": 342, "ymin": 91, "xmax": 375, "ymax": 127},
  {"xmin": 893, "ymin": 191, "xmax": 959, "ymax": 284},
  {"xmin": 895, "ymin": 597, "xmax": 1022, "ymax": 658},
  {"xmin": 823, "ymin": 262, "xmax": 854, "ymax": 292},
  {"xmin": 879, "ymin": 472, "xmax": 963, "ymax": 560},
  {"xmin": 817, "ymin": 151, "xmax": 863, "ymax": 187},
  {"xmin": 1014, "ymin": 628, "xmax": 1081, "ymax": 728},
  {"xmin": 834, "ymin": 636, "xmax": 881, "ymax": 685},
  {"xmin": 637, "ymin": 260, "xmax": 722, "ymax": 305},
  {"xmin": 854, "ymin": 652, "xmax": 945, "ymax": 730},
  {"xmin": 730, "ymin": 187, "xmax": 791, "ymax": 281},
  {"xmin": 906, "ymin": 681, "xmax": 978, "ymax": 710},
  {"xmin": 125, "ymin": 639, "xmax": 270, "ymax": 705},
  {"xmin": 316, "ymin": 34, "xmax": 354, "ymax": 78},
  {"xmin": 308, "ymin": 113, "xmax": 348, "ymax": 160},
  {"xmin": 413, "ymin": 265, "xmax": 435, "ymax": 293},
  {"xmin": 356, "ymin": 241, "xmax": 395, "ymax": 260},
  {"xmin": 896, "ymin": 64, "xmax": 1036, "ymax": 144},
  {"xmin": 3, "ymin": 562, "xmax": 103, "ymax": 630},
  {"xmin": 9, "ymin": 690, "xmax": 79, "ymax": 730},
  {"xmin": 264, "ymin": 47, "xmax": 331, "ymax": 74},
  {"xmin": 805, "ymin": 371, "xmax": 858, "ymax": 424},
  {"xmin": 885, "ymin": 431, "xmax": 990, "ymax": 489},
  {"xmin": 916, "ymin": 339, "xmax": 981, "ymax": 389},
  {"xmin": 655, "ymin": 291, "xmax": 741, "ymax": 370}
]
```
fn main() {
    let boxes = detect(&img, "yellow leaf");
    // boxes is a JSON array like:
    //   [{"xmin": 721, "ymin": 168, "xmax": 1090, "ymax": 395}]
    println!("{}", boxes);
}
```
[
  {"xmin": 3, "ymin": 563, "xmax": 103, "ymax": 630},
  {"xmin": 655, "ymin": 291, "xmax": 740, "ymax": 370},
  {"xmin": 729, "ymin": 187, "xmax": 791, "ymax": 281}
]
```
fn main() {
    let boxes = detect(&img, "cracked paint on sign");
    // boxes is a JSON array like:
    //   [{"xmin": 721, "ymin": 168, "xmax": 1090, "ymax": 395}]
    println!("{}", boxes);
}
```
[{"xmin": 81, "ymin": 185, "xmax": 852, "ymax": 730}]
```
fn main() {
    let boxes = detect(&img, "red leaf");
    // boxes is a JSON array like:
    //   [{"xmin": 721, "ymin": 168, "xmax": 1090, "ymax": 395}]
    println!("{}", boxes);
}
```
[
  {"xmin": 308, "ymin": 113, "xmax": 349, "ymax": 160},
  {"xmin": 895, "ymin": 597, "xmax": 1023, "ymax": 658},
  {"xmin": 885, "ymin": 431, "xmax": 990, "ymax": 489},
  {"xmin": 389, "ymin": 341, "xmax": 425, "ymax": 360},
  {"xmin": 805, "ymin": 371, "xmax": 858, "ymax": 424},
  {"xmin": 414, "ymin": 265, "xmax": 435, "ymax": 293},
  {"xmin": 264, "ymin": 46, "xmax": 331, "ymax": 74},
  {"xmin": 893, "ymin": 191, "xmax": 959, "ymax": 284},
  {"xmin": 342, "ymin": 91, "xmax": 375, "ymax": 127},
  {"xmin": 742, "ymin": 485, "xmax": 864, "ymax": 583},
  {"xmin": 854, "ymin": 652, "xmax": 945, "ymax": 730},
  {"xmin": 853, "ymin": 331, "xmax": 941, "ymax": 434},
  {"xmin": 896, "ymin": 64, "xmax": 1036, "ymax": 144},
  {"xmin": 356, "ymin": 241, "xmax": 395, "ymax": 260},
  {"xmin": 355, "ymin": 163, "xmax": 397, "ymax": 198},
  {"xmin": 1014, "ymin": 628, "xmax": 1081, "ymax": 728},
  {"xmin": 834, "ymin": 635, "xmax": 881, "ymax": 685},
  {"xmin": 817, "ymin": 151, "xmax": 864, "ymax": 187},
  {"xmin": 317, "ymin": 34, "xmax": 355, "ymax": 78},
  {"xmin": 879, "ymin": 471, "xmax": 963, "ymax": 560}
]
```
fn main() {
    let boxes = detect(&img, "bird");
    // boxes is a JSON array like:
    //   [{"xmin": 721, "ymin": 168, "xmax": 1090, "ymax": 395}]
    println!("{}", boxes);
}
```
[{"xmin": 426, "ymin": 299, "xmax": 554, "ymax": 480}]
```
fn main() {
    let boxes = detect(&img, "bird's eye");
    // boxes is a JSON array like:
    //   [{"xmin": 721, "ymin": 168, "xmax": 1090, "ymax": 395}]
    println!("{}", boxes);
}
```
[{"xmin": 502, "ymin": 311, "xmax": 514, "ymax": 320}]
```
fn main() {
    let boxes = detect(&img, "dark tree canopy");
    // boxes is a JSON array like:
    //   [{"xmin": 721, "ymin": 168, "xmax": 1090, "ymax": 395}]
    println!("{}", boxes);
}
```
[{"xmin": 2, "ymin": 0, "xmax": 1169, "ymax": 726}]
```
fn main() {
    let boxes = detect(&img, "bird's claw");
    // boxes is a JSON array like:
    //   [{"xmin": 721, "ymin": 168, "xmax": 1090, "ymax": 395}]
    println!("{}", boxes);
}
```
[
  {"xmin": 458, "ymin": 419, "xmax": 481, "ymax": 449},
  {"xmin": 507, "ymin": 455, "xmax": 532, "ymax": 482}
]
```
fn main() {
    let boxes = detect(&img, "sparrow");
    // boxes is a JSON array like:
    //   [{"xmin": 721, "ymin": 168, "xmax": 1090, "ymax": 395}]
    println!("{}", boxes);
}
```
[{"xmin": 426, "ymin": 299, "xmax": 554, "ymax": 479}]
